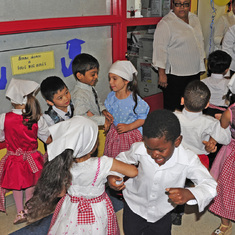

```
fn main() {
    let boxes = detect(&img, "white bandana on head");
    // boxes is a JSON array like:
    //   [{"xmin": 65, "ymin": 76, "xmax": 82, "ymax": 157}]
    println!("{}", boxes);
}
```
[
  {"xmin": 109, "ymin": 60, "xmax": 138, "ymax": 82},
  {"xmin": 47, "ymin": 116, "xmax": 98, "ymax": 161},
  {"xmin": 228, "ymin": 73, "xmax": 235, "ymax": 94},
  {"xmin": 6, "ymin": 78, "xmax": 40, "ymax": 105}
]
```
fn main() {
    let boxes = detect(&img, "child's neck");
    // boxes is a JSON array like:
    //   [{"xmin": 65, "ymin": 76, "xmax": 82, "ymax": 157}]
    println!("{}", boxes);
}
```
[
  {"xmin": 115, "ymin": 89, "xmax": 131, "ymax": 99},
  {"xmin": 74, "ymin": 154, "xmax": 91, "ymax": 163},
  {"xmin": 13, "ymin": 104, "xmax": 25, "ymax": 110}
]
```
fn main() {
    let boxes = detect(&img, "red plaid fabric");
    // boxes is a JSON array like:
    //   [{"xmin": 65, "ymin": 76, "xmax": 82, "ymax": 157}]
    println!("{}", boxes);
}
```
[
  {"xmin": 48, "ymin": 192, "xmax": 119, "ymax": 234},
  {"xmin": 7, "ymin": 148, "xmax": 39, "ymax": 173},
  {"xmin": 104, "ymin": 124, "xmax": 143, "ymax": 158},
  {"xmin": 0, "ymin": 154, "xmax": 8, "ymax": 212},
  {"xmin": 209, "ymin": 144, "xmax": 235, "ymax": 220}
]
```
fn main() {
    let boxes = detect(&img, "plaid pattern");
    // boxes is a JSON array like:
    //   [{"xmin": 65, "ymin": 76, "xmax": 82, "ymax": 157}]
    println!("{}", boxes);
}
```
[
  {"xmin": 0, "ymin": 154, "xmax": 8, "ymax": 212},
  {"xmin": 104, "ymin": 124, "xmax": 143, "ymax": 158},
  {"xmin": 208, "ymin": 103, "xmax": 227, "ymax": 112},
  {"xmin": 49, "ymin": 192, "xmax": 119, "ymax": 234},
  {"xmin": 209, "ymin": 143, "xmax": 235, "ymax": 221},
  {"xmin": 92, "ymin": 157, "xmax": 100, "ymax": 186}
]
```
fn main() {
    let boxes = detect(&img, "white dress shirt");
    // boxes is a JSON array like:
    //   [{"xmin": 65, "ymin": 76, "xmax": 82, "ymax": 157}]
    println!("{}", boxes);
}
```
[
  {"xmin": 214, "ymin": 11, "xmax": 235, "ymax": 51},
  {"xmin": 71, "ymin": 82, "xmax": 106, "ymax": 126},
  {"xmin": 152, "ymin": 10, "xmax": 205, "ymax": 76},
  {"xmin": 43, "ymin": 105, "xmax": 73, "ymax": 127},
  {"xmin": 222, "ymin": 24, "xmax": 235, "ymax": 72},
  {"xmin": 174, "ymin": 109, "xmax": 231, "ymax": 155},
  {"xmin": 0, "ymin": 109, "xmax": 50, "ymax": 143},
  {"xmin": 112, "ymin": 142, "xmax": 217, "ymax": 223},
  {"xmin": 202, "ymin": 73, "xmax": 229, "ymax": 107}
]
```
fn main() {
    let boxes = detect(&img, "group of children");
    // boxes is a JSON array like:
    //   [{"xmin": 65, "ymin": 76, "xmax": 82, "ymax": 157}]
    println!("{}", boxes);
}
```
[{"xmin": 0, "ymin": 50, "xmax": 234, "ymax": 235}]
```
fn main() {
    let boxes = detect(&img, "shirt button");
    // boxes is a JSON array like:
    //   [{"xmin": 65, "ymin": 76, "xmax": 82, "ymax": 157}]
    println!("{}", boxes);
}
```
[{"xmin": 151, "ymin": 194, "xmax": 156, "ymax": 198}]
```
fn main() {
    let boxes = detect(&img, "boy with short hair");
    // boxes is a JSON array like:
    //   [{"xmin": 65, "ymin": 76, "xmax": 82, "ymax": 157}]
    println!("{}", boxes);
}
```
[
  {"xmin": 202, "ymin": 50, "xmax": 232, "ymax": 117},
  {"xmin": 108, "ymin": 109, "xmax": 217, "ymax": 235},
  {"xmin": 174, "ymin": 80, "xmax": 231, "ymax": 169},
  {"xmin": 41, "ymin": 76, "xmax": 74, "ymax": 127},
  {"xmin": 71, "ymin": 53, "xmax": 113, "ymax": 131}
]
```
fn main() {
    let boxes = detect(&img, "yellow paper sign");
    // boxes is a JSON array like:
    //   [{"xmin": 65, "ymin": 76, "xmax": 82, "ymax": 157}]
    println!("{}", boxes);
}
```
[{"xmin": 11, "ymin": 51, "xmax": 55, "ymax": 75}]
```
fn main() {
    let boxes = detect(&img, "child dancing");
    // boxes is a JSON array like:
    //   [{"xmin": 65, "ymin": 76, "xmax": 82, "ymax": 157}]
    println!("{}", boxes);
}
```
[
  {"xmin": 104, "ymin": 60, "xmax": 149, "ymax": 158},
  {"xmin": 0, "ymin": 78, "xmax": 51, "ymax": 224},
  {"xmin": 26, "ymin": 116, "xmax": 138, "ymax": 235},
  {"xmin": 209, "ymin": 75, "xmax": 235, "ymax": 235}
]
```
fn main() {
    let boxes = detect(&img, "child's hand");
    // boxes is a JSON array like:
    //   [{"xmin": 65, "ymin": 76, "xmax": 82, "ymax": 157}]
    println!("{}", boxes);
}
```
[
  {"xmin": 107, "ymin": 175, "xmax": 125, "ymax": 191},
  {"xmin": 87, "ymin": 111, "xmax": 94, "ymax": 117},
  {"xmin": 215, "ymin": 113, "xmax": 222, "ymax": 120},
  {"xmin": 203, "ymin": 137, "xmax": 217, "ymax": 153},
  {"xmin": 116, "ymin": 123, "xmax": 130, "ymax": 133},
  {"xmin": 102, "ymin": 110, "xmax": 113, "ymax": 123},
  {"xmin": 104, "ymin": 118, "xmax": 112, "ymax": 132},
  {"xmin": 165, "ymin": 188, "xmax": 195, "ymax": 205}
]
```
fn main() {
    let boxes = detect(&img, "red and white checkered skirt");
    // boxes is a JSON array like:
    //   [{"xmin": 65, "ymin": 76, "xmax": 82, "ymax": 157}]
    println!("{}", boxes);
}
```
[
  {"xmin": 209, "ymin": 144, "xmax": 235, "ymax": 221},
  {"xmin": 104, "ymin": 124, "xmax": 143, "ymax": 158}
]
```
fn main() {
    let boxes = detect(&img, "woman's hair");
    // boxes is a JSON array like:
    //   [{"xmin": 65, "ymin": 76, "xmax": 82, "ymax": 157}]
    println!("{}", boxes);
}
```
[
  {"xmin": 26, "ymin": 149, "xmax": 74, "ymax": 222},
  {"xmin": 22, "ymin": 93, "xmax": 41, "ymax": 130},
  {"xmin": 126, "ymin": 73, "xmax": 140, "ymax": 114}
]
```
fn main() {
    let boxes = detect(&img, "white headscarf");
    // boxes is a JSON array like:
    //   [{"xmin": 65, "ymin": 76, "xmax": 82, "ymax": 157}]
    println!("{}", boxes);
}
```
[
  {"xmin": 47, "ymin": 116, "xmax": 98, "ymax": 161},
  {"xmin": 6, "ymin": 78, "xmax": 40, "ymax": 105},
  {"xmin": 228, "ymin": 73, "xmax": 235, "ymax": 94},
  {"xmin": 109, "ymin": 60, "xmax": 138, "ymax": 82}
]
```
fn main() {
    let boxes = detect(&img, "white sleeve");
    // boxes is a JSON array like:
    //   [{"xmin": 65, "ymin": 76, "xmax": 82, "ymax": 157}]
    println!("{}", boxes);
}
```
[
  {"xmin": 37, "ymin": 116, "xmax": 50, "ymax": 143},
  {"xmin": 186, "ymin": 156, "xmax": 217, "ymax": 212},
  {"xmin": 0, "ymin": 113, "xmax": 6, "ymax": 141}
]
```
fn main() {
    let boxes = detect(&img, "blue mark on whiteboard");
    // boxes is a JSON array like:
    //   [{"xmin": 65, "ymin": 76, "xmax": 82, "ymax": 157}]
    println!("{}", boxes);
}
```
[
  {"xmin": 0, "ymin": 67, "xmax": 7, "ymax": 90},
  {"xmin": 61, "ymin": 39, "xmax": 85, "ymax": 77}
]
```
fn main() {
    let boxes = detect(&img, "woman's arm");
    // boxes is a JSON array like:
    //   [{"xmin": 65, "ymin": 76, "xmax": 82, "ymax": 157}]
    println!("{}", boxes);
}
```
[{"xmin": 110, "ymin": 158, "xmax": 138, "ymax": 178}]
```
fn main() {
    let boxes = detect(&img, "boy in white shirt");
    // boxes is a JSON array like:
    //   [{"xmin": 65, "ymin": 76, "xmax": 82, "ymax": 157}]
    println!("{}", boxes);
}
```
[
  {"xmin": 108, "ymin": 109, "xmax": 217, "ymax": 235},
  {"xmin": 202, "ymin": 50, "xmax": 231, "ymax": 117},
  {"xmin": 41, "ymin": 76, "xmax": 74, "ymax": 127},
  {"xmin": 174, "ymin": 80, "xmax": 231, "ymax": 169}
]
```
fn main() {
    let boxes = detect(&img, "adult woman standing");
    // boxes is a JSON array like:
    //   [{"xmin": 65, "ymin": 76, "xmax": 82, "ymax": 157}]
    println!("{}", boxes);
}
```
[{"xmin": 152, "ymin": 0, "xmax": 205, "ymax": 111}]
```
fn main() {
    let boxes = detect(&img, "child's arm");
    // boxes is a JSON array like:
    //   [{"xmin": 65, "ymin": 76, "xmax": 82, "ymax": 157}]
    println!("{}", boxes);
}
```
[
  {"xmin": 102, "ymin": 110, "xmax": 113, "ymax": 123},
  {"xmin": 116, "ymin": 119, "xmax": 145, "ymax": 134},
  {"xmin": 110, "ymin": 158, "xmax": 138, "ymax": 178},
  {"xmin": 220, "ymin": 109, "xmax": 231, "ymax": 129},
  {"xmin": 165, "ymin": 188, "xmax": 195, "ymax": 205},
  {"xmin": 202, "ymin": 136, "xmax": 217, "ymax": 153}
]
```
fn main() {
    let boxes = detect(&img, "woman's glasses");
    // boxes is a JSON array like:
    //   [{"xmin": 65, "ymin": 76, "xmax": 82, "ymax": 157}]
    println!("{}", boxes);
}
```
[{"xmin": 173, "ymin": 2, "xmax": 190, "ymax": 8}]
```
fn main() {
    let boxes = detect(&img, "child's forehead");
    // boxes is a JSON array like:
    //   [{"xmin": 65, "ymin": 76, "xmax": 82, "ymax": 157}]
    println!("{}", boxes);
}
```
[{"xmin": 54, "ymin": 86, "xmax": 68, "ymax": 95}]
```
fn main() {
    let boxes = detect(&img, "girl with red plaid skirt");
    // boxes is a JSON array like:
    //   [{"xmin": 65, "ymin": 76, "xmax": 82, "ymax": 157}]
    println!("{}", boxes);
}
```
[
  {"xmin": 0, "ymin": 78, "xmax": 51, "ymax": 224},
  {"xmin": 26, "ymin": 116, "xmax": 138, "ymax": 235},
  {"xmin": 209, "ymin": 76, "xmax": 235, "ymax": 235},
  {"xmin": 104, "ymin": 60, "xmax": 149, "ymax": 159}
]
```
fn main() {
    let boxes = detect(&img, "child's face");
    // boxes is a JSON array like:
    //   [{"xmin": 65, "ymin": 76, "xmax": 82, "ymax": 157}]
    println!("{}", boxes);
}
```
[
  {"xmin": 76, "ymin": 68, "xmax": 98, "ymax": 86},
  {"xmin": 47, "ymin": 86, "xmax": 71, "ymax": 112},
  {"xmin": 109, "ymin": 73, "xmax": 129, "ymax": 93},
  {"xmin": 143, "ymin": 135, "xmax": 181, "ymax": 166}
]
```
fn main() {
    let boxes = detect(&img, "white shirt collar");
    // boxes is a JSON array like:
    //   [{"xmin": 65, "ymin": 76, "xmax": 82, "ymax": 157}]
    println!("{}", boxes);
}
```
[
  {"xmin": 182, "ymin": 108, "xmax": 202, "ymax": 120},
  {"xmin": 211, "ymin": 73, "xmax": 225, "ymax": 80}
]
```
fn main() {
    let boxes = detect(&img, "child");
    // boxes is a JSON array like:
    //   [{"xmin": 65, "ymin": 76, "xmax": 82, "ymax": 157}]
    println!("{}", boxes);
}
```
[
  {"xmin": 209, "ymin": 75, "xmax": 235, "ymax": 235},
  {"xmin": 26, "ymin": 116, "xmax": 138, "ymax": 235},
  {"xmin": 202, "ymin": 50, "xmax": 231, "ymax": 117},
  {"xmin": 104, "ymin": 60, "xmax": 149, "ymax": 159},
  {"xmin": 174, "ymin": 80, "xmax": 231, "ymax": 169},
  {"xmin": 0, "ymin": 78, "xmax": 51, "ymax": 224},
  {"xmin": 108, "ymin": 109, "xmax": 217, "ymax": 235},
  {"xmin": 71, "ymin": 53, "xmax": 113, "ymax": 131},
  {"xmin": 41, "ymin": 76, "xmax": 74, "ymax": 126}
]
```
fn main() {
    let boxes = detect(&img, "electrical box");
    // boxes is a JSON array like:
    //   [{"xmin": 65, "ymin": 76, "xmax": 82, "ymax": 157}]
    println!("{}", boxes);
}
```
[{"xmin": 137, "ymin": 58, "xmax": 162, "ymax": 97}]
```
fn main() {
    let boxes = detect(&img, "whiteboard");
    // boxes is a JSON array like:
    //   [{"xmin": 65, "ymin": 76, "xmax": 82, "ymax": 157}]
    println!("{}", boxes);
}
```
[{"xmin": 0, "ymin": 26, "xmax": 112, "ymax": 114}]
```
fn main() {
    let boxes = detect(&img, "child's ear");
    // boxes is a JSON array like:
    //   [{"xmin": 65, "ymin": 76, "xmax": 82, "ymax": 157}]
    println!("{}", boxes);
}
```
[
  {"xmin": 180, "ymin": 97, "xmax": 184, "ymax": 106},
  {"xmin": 76, "ymin": 72, "xmax": 84, "ymax": 81},
  {"xmin": 174, "ymin": 135, "xmax": 182, "ymax": 147},
  {"xmin": 46, "ymin": 100, "xmax": 54, "ymax": 106},
  {"xmin": 205, "ymin": 102, "xmax": 210, "ymax": 109}
]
